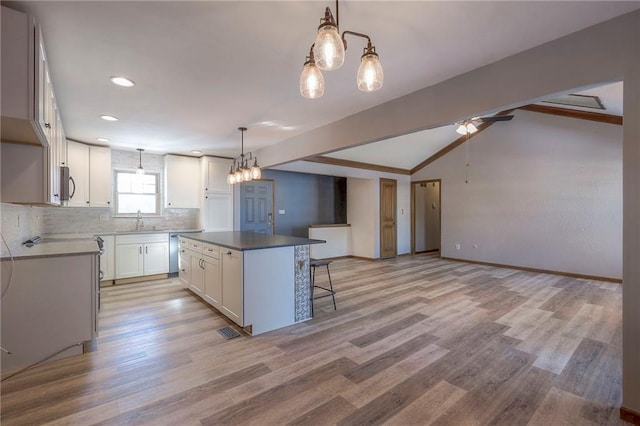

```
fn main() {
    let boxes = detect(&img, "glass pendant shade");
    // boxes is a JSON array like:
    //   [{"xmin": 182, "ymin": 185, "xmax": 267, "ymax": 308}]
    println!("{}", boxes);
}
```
[
  {"xmin": 136, "ymin": 166, "xmax": 145, "ymax": 176},
  {"xmin": 234, "ymin": 165, "xmax": 243, "ymax": 183},
  {"xmin": 242, "ymin": 162, "xmax": 251, "ymax": 182},
  {"xmin": 250, "ymin": 159, "xmax": 262, "ymax": 180},
  {"xmin": 456, "ymin": 124, "xmax": 467, "ymax": 135},
  {"xmin": 300, "ymin": 61, "xmax": 325, "ymax": 99},
  {"xmin": 357, "ymin": 51, "xmax": 383, "ymax": 92},
  {"xmin": 313, "ymin": 25, "xmax": 345, "ymax": 71},
  {"xmin": 227, "ymin": 165, "xmax": 236, "ymax": 185}
]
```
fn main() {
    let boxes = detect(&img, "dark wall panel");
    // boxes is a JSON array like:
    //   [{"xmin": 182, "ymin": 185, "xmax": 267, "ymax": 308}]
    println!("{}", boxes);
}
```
[{"xmin": 261, "ymin": 169, "xmax": 344, "ymax": 237}]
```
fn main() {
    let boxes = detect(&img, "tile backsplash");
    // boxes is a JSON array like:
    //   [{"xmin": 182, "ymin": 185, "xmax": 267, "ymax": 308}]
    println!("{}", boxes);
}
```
[
  {"xmin": 0, "ymin": 203, "xmax": 44, "ymax": 247},
  {"xmin": 42, "ymin": 206, "xmax": 199, "ymax": 235}
]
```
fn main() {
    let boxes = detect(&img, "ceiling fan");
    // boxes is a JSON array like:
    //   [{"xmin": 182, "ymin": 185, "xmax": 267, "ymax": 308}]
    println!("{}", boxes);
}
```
[{"xmin": 455, "ymin": 114, "xmax": 514, "ymax": 135}]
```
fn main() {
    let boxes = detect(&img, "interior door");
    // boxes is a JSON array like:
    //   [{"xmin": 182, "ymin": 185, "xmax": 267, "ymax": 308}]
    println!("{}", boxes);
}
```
[
  {"xmin": 240, "ymin": 180, "xmax": 274, "ymax": 234},
  {"xmin": 380, "ymin": 178, "xmax": 397, "ymax": 259}
]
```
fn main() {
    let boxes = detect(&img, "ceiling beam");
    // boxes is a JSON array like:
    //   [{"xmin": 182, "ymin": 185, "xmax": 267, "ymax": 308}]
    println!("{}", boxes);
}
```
[
  {"xmin": 304, "ymin": 156, "xmax": 411, "ymax": 175},
  {"xmin": 518, "ymin": 104, "xmax": 623, "ymax": 125},
  {"xmin": 410, "ymin": 109, "xmax": 515, "ymax": 175}
]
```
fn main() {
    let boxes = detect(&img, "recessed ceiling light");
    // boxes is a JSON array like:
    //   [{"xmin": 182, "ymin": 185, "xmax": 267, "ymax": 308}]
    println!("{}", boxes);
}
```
[
  {"xmin": 110, "ymin": 76, "xmax": 135, "ymax": 87},
  {"xmin": 191, "ymin": 150, "xmax": 202, "ymax": 155},
  {"xmin": 97, "ymin": 137, "xmax": 110, "ymax": 142},
  {"xmin": 100, "ymin": 115, "xmax": 118, "ymax": 121}
]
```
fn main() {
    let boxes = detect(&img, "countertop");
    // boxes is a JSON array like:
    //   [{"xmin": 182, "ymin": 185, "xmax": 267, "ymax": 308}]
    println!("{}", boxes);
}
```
[
  {"xmin": 179, "ymin": 231, "xmax": 325, "ymax": 251},
  {"xmin": 1, "ymin": 239, "xmax": 100, "ymax": 260}
]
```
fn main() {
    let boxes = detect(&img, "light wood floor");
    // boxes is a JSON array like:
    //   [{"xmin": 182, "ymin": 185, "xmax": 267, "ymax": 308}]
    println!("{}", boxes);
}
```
[{"xmin": 0, "ymin": 254, "xmax": 626, "ymax": 425}]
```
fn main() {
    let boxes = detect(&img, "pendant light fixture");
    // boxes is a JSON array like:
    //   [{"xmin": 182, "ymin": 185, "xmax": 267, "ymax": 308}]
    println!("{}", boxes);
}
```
[
  {"xmin": 300, "ymin": 0, "xmax": 383, "ymax": 98},
  {"xmin": 136, "ymin": 148, "xmax": 145, "ymax": 176},
  {"xmin": 456, "ymin": 122, "xmax": 478, "ymax": 135},
  {"xmin": 227, "ymin": 127, "xmax": 262, "ymax": 185}
]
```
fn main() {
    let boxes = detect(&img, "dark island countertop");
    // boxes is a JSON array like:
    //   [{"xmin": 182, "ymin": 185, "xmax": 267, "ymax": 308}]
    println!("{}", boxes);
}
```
[{"xmin": 178, "ymin": 231, "xmax": 325, "ymax": 251}]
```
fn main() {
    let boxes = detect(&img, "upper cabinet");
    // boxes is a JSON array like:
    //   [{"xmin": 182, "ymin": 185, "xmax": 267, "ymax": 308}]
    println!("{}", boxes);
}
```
[
  {"xmin": 1, "ymin": 6, "xmax": 58, "ymax": 148},
  {"xmin": 67, "ymin": 141, "xmax": 112, "ymax": 208},
  {"xmin": 202, "ymin": 156, "xmax": 232, "ymax": 193},
  {"xmin": 1, "ymin": 6, "xmax": 67, "ymax": 205},
  {"xmin": 164, "ymin": 155, "xmax": 199, "ymax": 208}
]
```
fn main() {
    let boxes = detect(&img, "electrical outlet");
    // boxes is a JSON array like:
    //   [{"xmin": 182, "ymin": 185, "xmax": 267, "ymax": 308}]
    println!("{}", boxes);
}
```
[
  {"xmin": 279, "ymin": 209, "xmax": 285, "ymax": 215},
  {"xmin": 473, "ymin": 244, "xmax": 479, "ymax": 248},
  {"xmin": 455, "ymin": 243, "xmax": 460, "ymax": 250},
  {"xmin": 17, "ymin": 215, "xmax": 21, "ymax": 229},
  {"xmin": 99, "ymin": 214, "xmax": 109, "ymax": 222}
]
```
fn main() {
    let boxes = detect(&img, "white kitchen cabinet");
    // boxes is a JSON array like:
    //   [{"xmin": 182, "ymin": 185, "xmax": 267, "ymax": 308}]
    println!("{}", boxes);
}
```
[
  {"xmin": 201, "ymin": 156, "xmax": 232, "ymax": 193},
  {"xmin": 0, "ymin": 7, "xmax": 70, "ymax": 205},
  {"xmin": 67, "ymin": 140, "xmax": 90, "ymax": 207},
  {"xmin": 178, "ymin": 245, "xmax": 190, "ymax": 287},
  {"xmin": 164, "ymin": 155, "xmax": 200, "ymax": 208},
  {"xmin": 97, "ymin": 235, "xmax": 115, "ymax": 281},
  {"xmin": 89, "ymin": 145, "xmax": 112, "ymax": 207},
  {"xmin": 203, "ymin": 193, "xmax": 233, "ymax": 232},
  {"xmin": 202, "ymin": 244, "xmax": 222, "ymax": 308},
  {"xmin": 115, "ymin": 243, "xmax": 144, "ymax": 279},
  {"xmin": 115, "ymin": 233, "xmax": 169, "ymax": 279},
  {"xmin": 67, "ymin": 141, "xmax": 111, "ymax": 208},
  {"xmin": 143, "ymin": 242, "xmax": 169, "ymax": 276},
  {"xmin": 221, "ymin": 248, "xmax": 243, "ymax": 325},
  {"xmin": 189, "ymin": 252, "xmax": 205, "ymax": 296}
]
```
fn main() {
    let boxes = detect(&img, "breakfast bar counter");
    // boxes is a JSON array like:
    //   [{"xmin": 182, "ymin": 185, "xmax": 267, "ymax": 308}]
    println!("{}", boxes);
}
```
[{"xmin": 178, "ymin": 232, "xmax": 325, "ymax": 335}]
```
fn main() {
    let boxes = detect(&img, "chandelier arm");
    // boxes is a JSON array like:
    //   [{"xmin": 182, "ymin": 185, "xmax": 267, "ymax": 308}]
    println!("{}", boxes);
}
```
[
  {"xmin": 341, "ymin": 30, "xmax": 372, "ymax": 51},
  {"xmin": 335, "ymin": 0, "xmax": 339, "ymax": 30}
]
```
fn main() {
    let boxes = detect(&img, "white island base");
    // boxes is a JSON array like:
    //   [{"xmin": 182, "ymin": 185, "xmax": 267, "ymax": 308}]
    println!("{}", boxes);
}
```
[{"xmin": 179, "ymin": 232, "xmax": 319, "ymax": 336}]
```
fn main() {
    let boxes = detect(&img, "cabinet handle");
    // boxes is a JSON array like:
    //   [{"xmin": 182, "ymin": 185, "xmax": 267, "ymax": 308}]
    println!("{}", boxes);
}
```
[
  {"xmin": 146, "ymin": 246, "xmax": 148, "ymax": 254},
  {"xmin": 54, "ymin": 193, "xmax": 59, "ymax": 197},
  {"xmin": 107, "ymin": 201, "xmax": 110, "ymax": 205},
  {"xmin": 139, "ymin": 247, "xmax": 142, "ymax": 254},
  {"xmin": 181, "ymin": 249, "xmax": 185, "ymax": 253},
  {"xmin": 226, "ymin": 251, "xmax": 232, "ymax": 256},
  {"xmin": 168, "ymin": 202, "xmax": 171, "ymax": 206},
  {"xmin": 181, "ymin": 268, "xmax": 185, "ymax": 272},
  {"xmin": 44, "ymin": 122, "xmax": 51, "ymax": 128},
  {"xmin": 86, "ymin": 201, "xmax": 90, "ymax": 204},
  {"xmin": 69, "ymin": 176, "xmax": 76, "ymax": 199}
]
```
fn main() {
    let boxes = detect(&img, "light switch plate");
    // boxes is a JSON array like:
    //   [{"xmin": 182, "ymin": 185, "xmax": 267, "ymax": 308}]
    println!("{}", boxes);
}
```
[{"xmin": 278, "ymin": 209, "xmax": 285, "ymax": 215}]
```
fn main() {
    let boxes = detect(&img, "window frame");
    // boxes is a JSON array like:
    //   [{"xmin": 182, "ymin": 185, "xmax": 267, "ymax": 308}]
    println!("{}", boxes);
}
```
[{"xmin": 113, "ymin": 169, "xmax": 162, "ymax": 217}]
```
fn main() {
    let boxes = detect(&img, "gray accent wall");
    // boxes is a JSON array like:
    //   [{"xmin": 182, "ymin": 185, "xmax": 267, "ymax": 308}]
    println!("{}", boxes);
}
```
[{"xmin": 261, "ymin": 169, "xmax": 343, "ymax": 237}]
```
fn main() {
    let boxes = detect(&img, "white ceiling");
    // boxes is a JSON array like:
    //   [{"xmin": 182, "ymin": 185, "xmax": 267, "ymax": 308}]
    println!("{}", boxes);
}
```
[
  {"xmin": 320, "ymin": 81, "xmax": 624, "ymax": 171},
  {"xmin": 6, "ymin": 1, "xmax": 639, "ymax": 157}
]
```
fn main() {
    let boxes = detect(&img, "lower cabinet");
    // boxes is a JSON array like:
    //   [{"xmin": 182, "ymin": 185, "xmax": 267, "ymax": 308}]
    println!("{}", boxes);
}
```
[
  {"xmin": 221, "ymin": 248, "xmax": 243, "ymax": 325},
  {"xmin": 115, "ymin": 234, "xmax": 169, "ymax": 279},
  {"xmin": 179, "ymin": 238, "xmax": 242, "ymax": 326}
]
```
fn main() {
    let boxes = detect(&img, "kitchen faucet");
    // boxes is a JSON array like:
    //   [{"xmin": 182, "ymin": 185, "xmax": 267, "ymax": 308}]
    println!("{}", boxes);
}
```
[{"xmin": 136, "ymin": 210, "xmax": 144, "ymax": 230}]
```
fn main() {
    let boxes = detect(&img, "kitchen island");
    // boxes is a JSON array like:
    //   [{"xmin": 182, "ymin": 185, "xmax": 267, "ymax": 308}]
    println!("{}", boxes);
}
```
[{"xmin": 178, "ymin": 231, "xmax": 324, "ymax": 335}]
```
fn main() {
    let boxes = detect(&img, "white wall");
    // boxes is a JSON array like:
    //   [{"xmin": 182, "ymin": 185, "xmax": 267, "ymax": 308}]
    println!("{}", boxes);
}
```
[{"xmin": 413, "ymin": 109, "xmax": 622, "ymax": 279}]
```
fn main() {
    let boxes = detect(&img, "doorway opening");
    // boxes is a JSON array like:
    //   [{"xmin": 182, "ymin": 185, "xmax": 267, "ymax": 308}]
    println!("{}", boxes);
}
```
[{"xmin": 411, "ymin": 179, "xmax": 441, "ymax": 255}]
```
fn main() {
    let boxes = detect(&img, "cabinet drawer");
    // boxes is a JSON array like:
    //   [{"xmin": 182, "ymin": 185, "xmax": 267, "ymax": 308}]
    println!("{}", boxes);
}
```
[
  {"xmin": 186, "ymin": 239, "xmax": 203, "ymax": 252},
  {"xmin": 203, "ymin": 243, "xmax": 219, "ymax": 259}
]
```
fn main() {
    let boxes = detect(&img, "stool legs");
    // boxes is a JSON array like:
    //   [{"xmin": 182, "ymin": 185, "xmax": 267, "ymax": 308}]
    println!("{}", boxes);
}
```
[{"xmin": 309, "ymin": 263, "xmax": 337, "ymax": 316}]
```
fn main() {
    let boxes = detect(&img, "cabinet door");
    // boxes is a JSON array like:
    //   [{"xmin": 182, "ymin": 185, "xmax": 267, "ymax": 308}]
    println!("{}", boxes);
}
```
[
  {"xmin": 203, "ymin": 255, "xmax": 221, "ymax": 308},
  {"xmin": 66, "ymin": 141, "xmax": 90, "ymax": 207},
  {"xmin": 203, "ymin": 157, "xmax": 232, "ymax": 193},
  {"xmin": 164, "ymin": 155, "xmax": 199, "ymax": 208},
  {"xmin": 98, "ymin": 235, "xmax": 115, "ymax": 281},
  {"xmin": 89, "ymin": 145, "xmax": 112, "ymax": 207},
  {"xmin": 115, "ymin": 244, "xmax": 144, "ymax": 279},
  {"xmin": 221, "ymin": 248, "xmax": 243, "ymax": 326},
  {"xmin": 189, "ymin": 253, "xmax": 204, "ymax": 296},
  {"xmin": 203, "ymin": 193, "xmax": 233, "ymax": 232},
  {"xmin": 143, "ymin": 242, "xmax": 169, "ymax": 275}
]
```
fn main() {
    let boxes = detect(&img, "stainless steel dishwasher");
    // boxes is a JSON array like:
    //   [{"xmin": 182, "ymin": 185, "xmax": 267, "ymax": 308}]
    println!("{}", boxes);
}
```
[{"xmin": 169, "ymin": 234, "xmax": 179, "ymax": 276}]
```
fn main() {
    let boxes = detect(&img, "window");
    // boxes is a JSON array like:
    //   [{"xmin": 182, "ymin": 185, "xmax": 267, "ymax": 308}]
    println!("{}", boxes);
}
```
[{"xmin": 114, "ymin": 171, "xmax": 160, "ymax": 215}]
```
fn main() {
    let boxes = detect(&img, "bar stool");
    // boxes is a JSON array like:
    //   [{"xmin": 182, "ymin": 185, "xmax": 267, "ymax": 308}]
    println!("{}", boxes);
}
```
[{"xmin": 310, "ymin": 259, "xmax": 336, "ymax": 316}]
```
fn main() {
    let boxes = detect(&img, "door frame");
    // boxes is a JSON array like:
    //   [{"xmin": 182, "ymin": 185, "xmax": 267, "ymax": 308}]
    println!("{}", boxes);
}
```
[
  {"xmin": 410, "ymin": 179, "xmax": 442, "ymax": 256},
  {"xmin": 379, "ymin": 178, "xmax": 398, "ymax": 259}
]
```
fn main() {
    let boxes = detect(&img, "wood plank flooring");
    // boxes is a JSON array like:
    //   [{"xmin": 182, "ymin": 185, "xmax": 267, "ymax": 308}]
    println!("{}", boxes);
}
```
[{"xmin": 0, "ymin": 254, "xmax": 627, "ymax": 425}]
